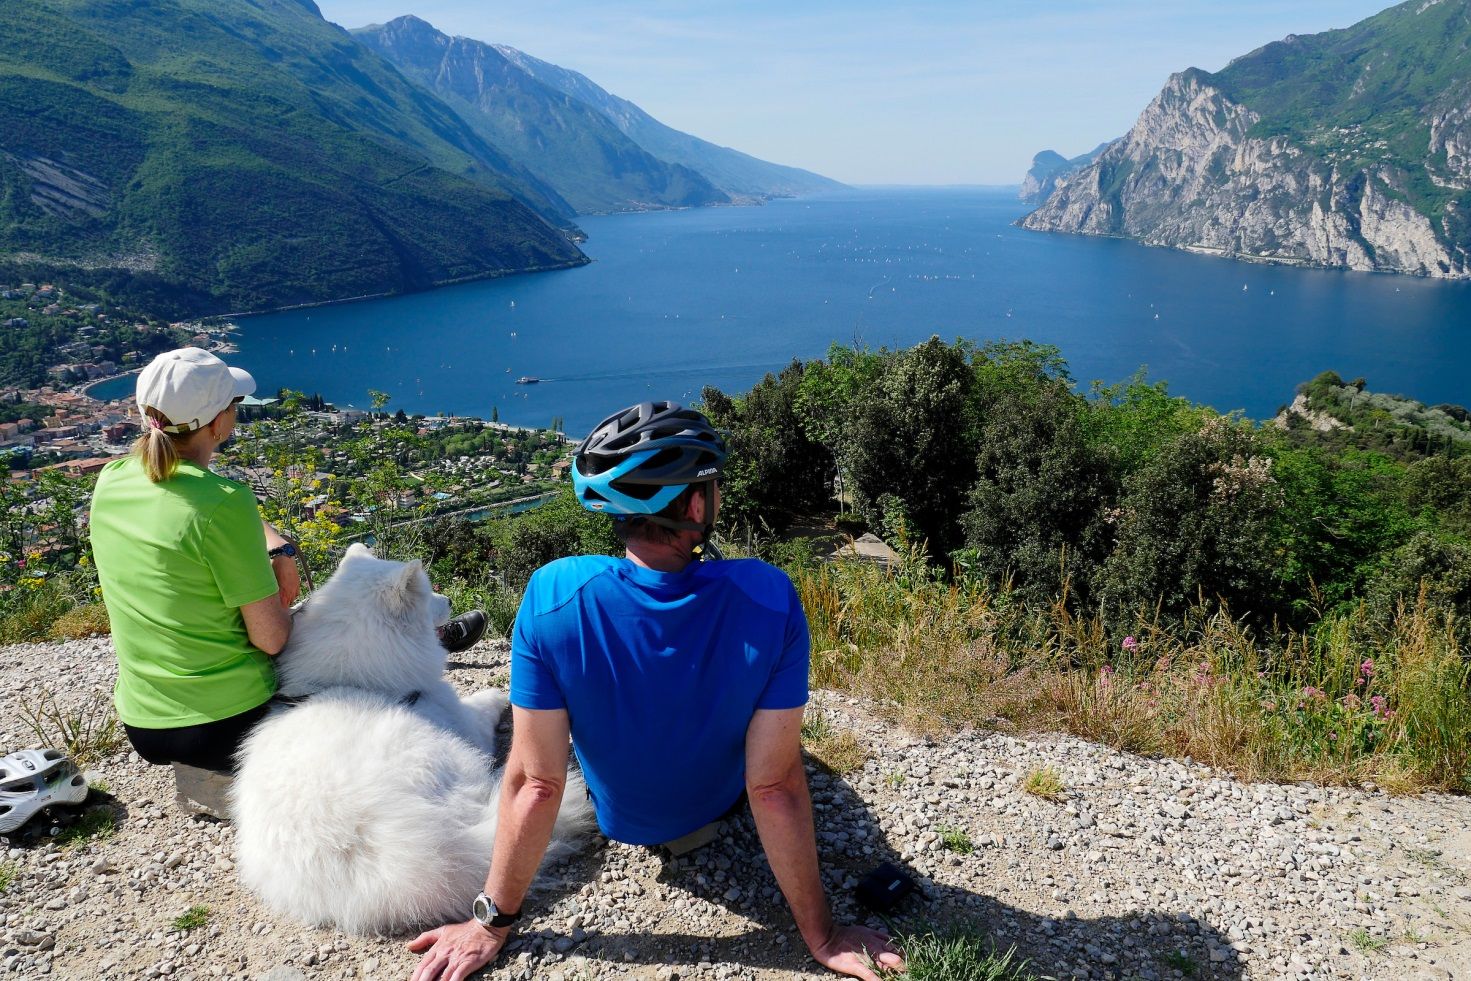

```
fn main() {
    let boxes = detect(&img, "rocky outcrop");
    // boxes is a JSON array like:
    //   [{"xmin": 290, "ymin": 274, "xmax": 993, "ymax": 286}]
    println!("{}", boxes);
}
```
[
  {"xmin": 1273, "ymin": 393, "xmax": 1348, "ymax": 433},
  {"xmin": 1023, "ymin": 69, "xmax": 1471, "ymax": 279},
  {"xmin": 1019, "ymin": 145, "xmax": 1111, "ymax": 204}
]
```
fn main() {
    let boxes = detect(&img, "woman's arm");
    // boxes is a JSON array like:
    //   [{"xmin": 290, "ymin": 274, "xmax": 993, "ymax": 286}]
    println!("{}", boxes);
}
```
[
  {"xmin": 240, "ymin": 593, "xmax": 292, "ymax": 655},
  {"xmin": 262, "ymin": 520, "xmax": 300, "ymax": 608}
]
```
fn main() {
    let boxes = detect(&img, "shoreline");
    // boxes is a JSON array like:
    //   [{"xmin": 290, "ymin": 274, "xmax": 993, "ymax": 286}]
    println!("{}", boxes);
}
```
[
  {"xmin": 203, "ymin": 256, "xmax": 592, "ymax": 322},
  {"xmin": 79, "ymin": 370, "xmax": 140, "ymax": 402}
]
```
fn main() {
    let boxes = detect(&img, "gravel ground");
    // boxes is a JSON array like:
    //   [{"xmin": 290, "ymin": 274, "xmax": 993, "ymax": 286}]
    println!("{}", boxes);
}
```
[{"xmin": 1, "ymin": 635, "xmax": 1468, "ymax": 981}]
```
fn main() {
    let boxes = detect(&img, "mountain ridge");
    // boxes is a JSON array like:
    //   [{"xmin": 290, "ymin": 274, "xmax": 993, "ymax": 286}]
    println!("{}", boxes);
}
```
[
  {"xmin": 1019, "ymin": 144, "xmax": 1110, "ymax": 204},
  {"xmin": 355, "ymin": 17, "xmax": 732, "ymax": 215},
  {"xmin": 490, "ymin": 44, "xmax": 845, "ymax": 202},
  {"xmin": 0, "ymin": 0, "xmax": 588, "ymax": 314}
]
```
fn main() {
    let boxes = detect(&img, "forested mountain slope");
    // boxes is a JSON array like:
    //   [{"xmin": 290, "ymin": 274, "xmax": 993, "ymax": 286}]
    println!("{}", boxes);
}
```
[{"xmin": 0, "ymin": 0, "xmax": 586, "ymax": 313}]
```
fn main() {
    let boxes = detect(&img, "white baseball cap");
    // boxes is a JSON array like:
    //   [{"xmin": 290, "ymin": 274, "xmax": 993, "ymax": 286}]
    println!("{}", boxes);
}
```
[{"xmin": 136, "ymin": 348, "xmax": 256, "ymax": 434}]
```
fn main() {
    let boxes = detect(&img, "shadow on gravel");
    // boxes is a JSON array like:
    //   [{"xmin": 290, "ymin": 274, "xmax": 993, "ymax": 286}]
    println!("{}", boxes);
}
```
[
  {"xmin": 553, "ymin": 766, "xmax": 1247, "ymax": 981},
  {"xmin": 2, "ymin": 790, "xmax": 127, "ymax": 851}
]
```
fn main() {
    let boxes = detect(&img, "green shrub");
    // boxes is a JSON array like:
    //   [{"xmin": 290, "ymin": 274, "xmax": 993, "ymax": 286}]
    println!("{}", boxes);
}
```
[
  {"xmin": 0, "ymin": 580, "xmax": 74, "ymax": 644},
  {"xmin": 172, "ymin": 905, "xmax": 210, "ymax": 932},
  {"xmin": 1364, "ymin": 531, "xmax": 1471, "ymax": 628},
  {"xmin": 483, "ymin": 488, "xmax": 619, "ymax": 590}
]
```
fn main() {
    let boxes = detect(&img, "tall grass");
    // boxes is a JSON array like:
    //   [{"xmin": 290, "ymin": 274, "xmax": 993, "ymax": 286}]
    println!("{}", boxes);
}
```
[
  {"xmin": 0, "ymin": 573, "xmax": 109, "ymax": 645},
  {"xmin": 887, "ymin": 928, "xmax": 1034, "ymax": 981},
  {"xmin": 795, "ymin": 559, "xmax": 1471, "ymax": 793},
  {"xmin": 17, "ymin": 690, "xmax": 123, "ymax": 768}
]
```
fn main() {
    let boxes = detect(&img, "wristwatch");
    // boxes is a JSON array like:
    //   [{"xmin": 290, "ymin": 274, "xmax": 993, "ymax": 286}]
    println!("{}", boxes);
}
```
[
  {"xmin": 471, "ymin": 892, "xmax": 521, "ymax": 931},
  {"xmin": 267, "ymin": 542, "xmax": 299, "ymax": 560}
]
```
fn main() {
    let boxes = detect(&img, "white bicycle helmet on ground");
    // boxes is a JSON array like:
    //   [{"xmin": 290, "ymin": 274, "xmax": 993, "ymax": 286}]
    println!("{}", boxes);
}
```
[{"xmin": 0, "ymin": 748, "xmax": 89, "ymax": 834}]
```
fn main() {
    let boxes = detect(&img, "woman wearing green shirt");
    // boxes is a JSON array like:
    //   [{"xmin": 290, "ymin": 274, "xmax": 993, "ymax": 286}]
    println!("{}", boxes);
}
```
[{"xmin": 90, "ymin": 348, "xmax": 298, "ymax": 772}]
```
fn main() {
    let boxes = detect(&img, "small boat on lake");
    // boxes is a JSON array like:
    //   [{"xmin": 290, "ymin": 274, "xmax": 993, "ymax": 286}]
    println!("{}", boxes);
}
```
[{"xmin": 515, "ymin": 376, "xmax": 540, "ymax": 385}]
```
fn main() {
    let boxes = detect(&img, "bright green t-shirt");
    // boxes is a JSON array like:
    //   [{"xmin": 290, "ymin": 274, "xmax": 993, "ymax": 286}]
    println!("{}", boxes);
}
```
[{"xmin": 89, "ymin": 456, "xmax": 280, "ymax": 727}]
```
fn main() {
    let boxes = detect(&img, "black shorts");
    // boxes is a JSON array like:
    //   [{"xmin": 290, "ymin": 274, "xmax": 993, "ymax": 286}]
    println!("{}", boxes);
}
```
[{"xmin": 123, "ymin": 701, "xmax": 272, "ymax": 774}]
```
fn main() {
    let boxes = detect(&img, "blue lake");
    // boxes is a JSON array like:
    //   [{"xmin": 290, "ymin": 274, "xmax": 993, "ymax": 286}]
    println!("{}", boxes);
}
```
[{"xmin": 99, "ymin": 188, "xmax": 1471, "ymax": 435}]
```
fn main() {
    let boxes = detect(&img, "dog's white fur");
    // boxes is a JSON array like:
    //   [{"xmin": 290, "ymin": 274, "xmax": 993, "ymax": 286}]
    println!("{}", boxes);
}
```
[{"xmin": 232, "ymin": 543, "xmax": 596, "ymax": 934}]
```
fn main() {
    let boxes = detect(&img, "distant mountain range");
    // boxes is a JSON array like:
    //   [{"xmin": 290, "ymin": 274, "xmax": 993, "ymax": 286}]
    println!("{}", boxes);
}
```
[
  {"xmin": 0, "ymin": 0, "xmax": 840, "ymax": 314},
  {"xmin": 486, "ymin": 41, "xmax": 844, "ymax": 203},
  {"xmin": 1022, "ymin": 0, "xmax": 1471, "ymax": 279},
  {"xmin": 357, "ymin": 17, "xmax": 841, "ymax": 211}
]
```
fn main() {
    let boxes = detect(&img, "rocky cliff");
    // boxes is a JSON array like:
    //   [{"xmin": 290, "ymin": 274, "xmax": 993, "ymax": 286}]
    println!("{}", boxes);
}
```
[
  {"xmin": 1019, "ymin": 145, "xmax": 1109, "ymax": 204},
  {"xmin": 1023, "ymin": 0, "xmax": 1471, "ymax": 279}
]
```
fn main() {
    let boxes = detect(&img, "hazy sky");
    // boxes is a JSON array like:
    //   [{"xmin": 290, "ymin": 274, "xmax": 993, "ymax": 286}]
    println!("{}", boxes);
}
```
[{"xmin": 316, "ymin": 0, "xmax": 1394, "ymax": 186}]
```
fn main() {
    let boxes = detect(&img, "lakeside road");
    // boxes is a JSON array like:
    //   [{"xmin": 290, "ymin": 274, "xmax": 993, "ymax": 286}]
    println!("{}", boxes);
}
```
[{"xmin": 1, "ymin": 635, "xmax": 1468, "ymax": 980}]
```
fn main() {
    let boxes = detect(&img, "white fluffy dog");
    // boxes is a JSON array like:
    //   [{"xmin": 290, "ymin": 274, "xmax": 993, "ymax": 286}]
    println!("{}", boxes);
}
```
[{"xmin": 232, "ymin": 544, "xmax": 596, "ymax": 934}]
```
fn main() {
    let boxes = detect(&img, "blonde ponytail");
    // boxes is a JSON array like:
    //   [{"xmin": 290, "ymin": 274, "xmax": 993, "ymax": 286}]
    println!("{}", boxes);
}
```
[{"xmin": 131, "ymin": 409, "xmax": 184, "ymax": 482}]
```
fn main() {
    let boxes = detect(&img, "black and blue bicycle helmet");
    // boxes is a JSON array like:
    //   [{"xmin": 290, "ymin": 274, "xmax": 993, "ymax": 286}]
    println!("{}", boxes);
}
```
[{"xmin": 572, "ymin": 401, "xmax": 727, "ymax": 525}]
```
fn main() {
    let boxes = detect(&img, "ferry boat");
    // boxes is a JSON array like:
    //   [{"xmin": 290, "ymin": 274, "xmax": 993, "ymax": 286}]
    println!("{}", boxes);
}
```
[{"xmin": 515, "ymin": 376, "xmax": 540, "ymax": 385}]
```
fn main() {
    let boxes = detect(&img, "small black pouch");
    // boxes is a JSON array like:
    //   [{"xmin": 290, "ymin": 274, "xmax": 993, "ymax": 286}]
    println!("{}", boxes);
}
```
[{"xmin": 853, "ymin": 862, "xmax": 917, "ymax": 913}]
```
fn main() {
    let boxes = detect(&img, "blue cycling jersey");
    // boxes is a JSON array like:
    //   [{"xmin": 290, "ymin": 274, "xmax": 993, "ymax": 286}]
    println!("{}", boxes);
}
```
[{"xmin": 510, "ymin": 555, "xmax": 810, "ymax": 845}]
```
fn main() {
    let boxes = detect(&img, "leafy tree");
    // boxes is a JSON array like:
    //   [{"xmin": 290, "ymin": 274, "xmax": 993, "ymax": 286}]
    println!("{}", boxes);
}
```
[
  {"xmin": 1085, "ymin": 374, "xmax": 1210, "ymax": 474},
  {"xmin": 701, "ymin": 360, "xmax": 834, "ymax": 534},
  {"xmin": 794, "ymin": 343, "xmax": 887, "ymax": 512},
  {"xmin": 961, "ymin": 380, "xmax": 1117, "ymax": 605},
  {"xmin": 482, "ymin": 489, "xmax": 620, "ymax": 590},
  {"xmin": 421, "ymin": 518, "xmax": 496, "ymax": 585},
  {"xmin": 841, "ymin": 337, "xmax": 980, "ymax": 556},
  {"xmin": 1099, "ymin": 417, "xmax": 1288, "ymax": 626}
]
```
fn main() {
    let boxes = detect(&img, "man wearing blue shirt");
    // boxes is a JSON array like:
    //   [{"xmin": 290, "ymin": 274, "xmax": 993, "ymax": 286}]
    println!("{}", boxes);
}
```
[{"xmin": 409, "ymin": 402, "xmax": 904, "ymax": 981}]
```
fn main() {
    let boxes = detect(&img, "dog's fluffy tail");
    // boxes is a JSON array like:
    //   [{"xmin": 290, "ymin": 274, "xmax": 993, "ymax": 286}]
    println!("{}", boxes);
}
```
[
  {"xmin": 233, "ymin": 692, "xmax": 500, "ymax": 934},
  {"xmin": 233, "ymin": 689, "xmax": 598, "ymax": 934}
]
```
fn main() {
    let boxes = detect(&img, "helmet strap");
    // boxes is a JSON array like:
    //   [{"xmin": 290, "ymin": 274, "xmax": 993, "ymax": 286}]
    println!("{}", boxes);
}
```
[{"xmin": 639, "ymin": 480, "xmax": 721, "ymax": 561}]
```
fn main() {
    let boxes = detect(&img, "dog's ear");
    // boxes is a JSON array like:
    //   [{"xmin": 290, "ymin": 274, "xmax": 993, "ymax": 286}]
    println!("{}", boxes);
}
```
[
  {"xmin": 343, "ymin": 542, "xmax": 374, "ymax": 563},
  {"xmin": 383, "ymin": 559, "xmax": 430, "ymax": 616}
]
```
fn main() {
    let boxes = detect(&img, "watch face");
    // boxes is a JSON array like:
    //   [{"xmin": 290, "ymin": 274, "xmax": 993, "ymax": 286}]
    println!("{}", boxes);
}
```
[{"xmin": 472, "ymin": 894, "xmax": 491, "ymax": 924}]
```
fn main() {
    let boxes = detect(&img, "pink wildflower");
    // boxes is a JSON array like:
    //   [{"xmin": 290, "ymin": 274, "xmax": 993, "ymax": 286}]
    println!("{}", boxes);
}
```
[
  {"xmin": 1122, "ymin": 636, "xmax": 1139, "ymax": 652},
  {"xmin": 1360, "ymin": 659, "xmax": 1375, "ymax": 679},
  {"xmin": 1369, "ymin": 695, "xmax": 1389, "ymax": 718}
]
